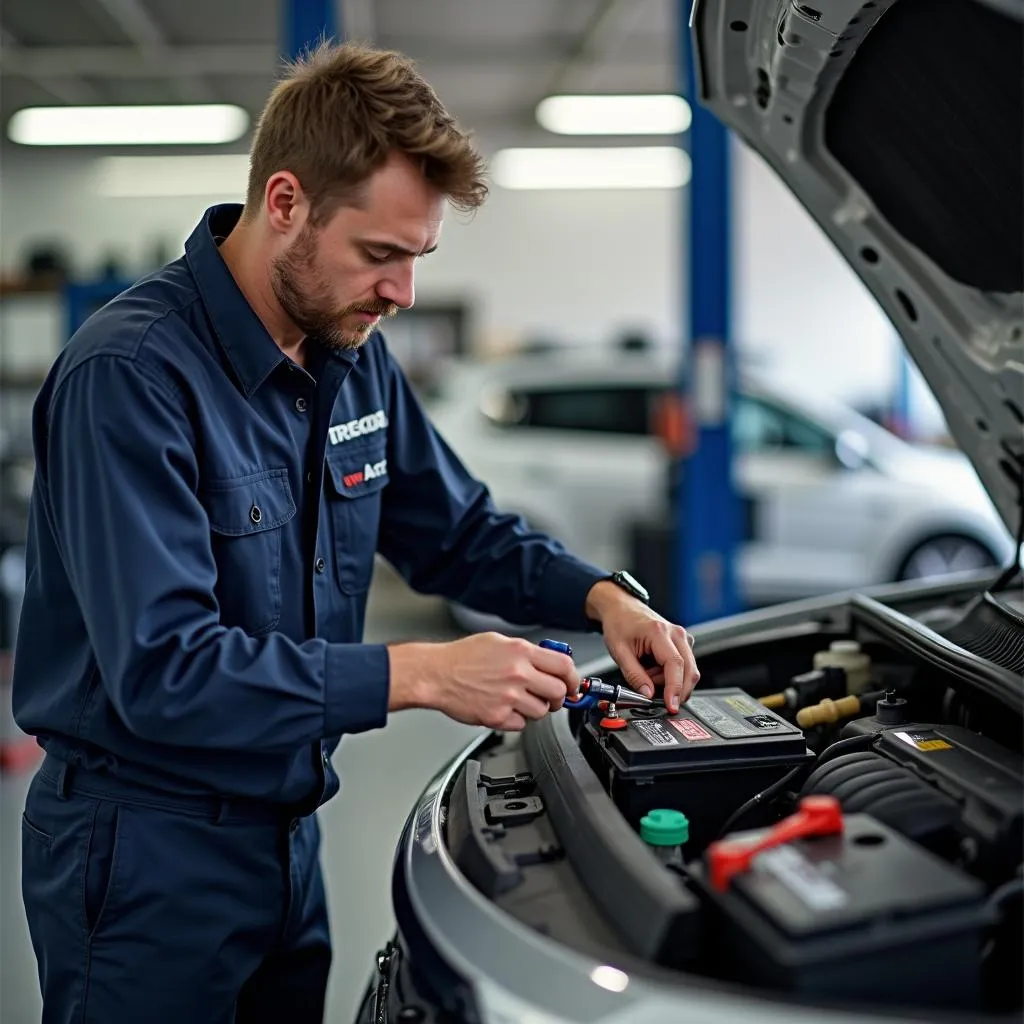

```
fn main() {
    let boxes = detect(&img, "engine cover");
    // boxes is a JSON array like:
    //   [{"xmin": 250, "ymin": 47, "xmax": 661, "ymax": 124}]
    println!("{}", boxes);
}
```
[{"xmin": 814, "ymin": 721, "xmax": 1024, "ymax": 883}]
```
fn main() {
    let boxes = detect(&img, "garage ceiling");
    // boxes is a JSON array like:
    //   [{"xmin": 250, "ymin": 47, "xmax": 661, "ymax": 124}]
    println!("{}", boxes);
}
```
[{"xmin": 0, "ymin": 0, "xmax": 680, "ymax": 152}]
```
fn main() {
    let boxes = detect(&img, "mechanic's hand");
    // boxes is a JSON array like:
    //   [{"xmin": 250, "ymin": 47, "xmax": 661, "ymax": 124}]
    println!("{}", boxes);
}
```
[
  {"xmin": 389, "ymin": 633, "xmax": 580, "ymax": 732},
  {"xmin": 586, "ymin": 581, "xmax": 699, "ymax": 713}
]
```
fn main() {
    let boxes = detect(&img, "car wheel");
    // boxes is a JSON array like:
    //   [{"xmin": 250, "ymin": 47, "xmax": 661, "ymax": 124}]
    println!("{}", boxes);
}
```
[{"xmin": 895, "ymin": 534, "xmax": 999, "ymax": 581}]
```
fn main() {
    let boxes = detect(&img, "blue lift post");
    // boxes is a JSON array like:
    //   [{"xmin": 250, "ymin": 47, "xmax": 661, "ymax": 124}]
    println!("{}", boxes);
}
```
[
  {"xmin": 674, "ymin": 2, "xmax": 743, "ymax": 625},
  {"xmin": 283, "ymin": 0, "xmax": 339, "ymax": 60}
]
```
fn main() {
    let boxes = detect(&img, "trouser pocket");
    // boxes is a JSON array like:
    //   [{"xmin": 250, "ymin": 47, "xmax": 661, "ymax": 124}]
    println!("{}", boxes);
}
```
[{"xmin": 83, "ymin": 800, "xmax": 122, "ymax": 938}]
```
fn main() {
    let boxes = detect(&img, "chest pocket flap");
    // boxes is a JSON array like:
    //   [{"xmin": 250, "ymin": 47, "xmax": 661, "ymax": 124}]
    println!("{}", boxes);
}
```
[
  {"xmin": 203, "ymin": 469, "xmax": 296, "ymax": 635},
  {"xmin": 325, "ymin": 443, "xmax": 389, "ymax": 499},
  {"xmin": 206, "ymin": 469, "xmax": 297, "ymax": 536}
]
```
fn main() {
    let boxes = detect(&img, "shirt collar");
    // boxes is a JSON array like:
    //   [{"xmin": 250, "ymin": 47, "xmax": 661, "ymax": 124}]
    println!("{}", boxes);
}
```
[{"xmin": 184, "ymin": 203, "xmax": 358, "ymax": 398}]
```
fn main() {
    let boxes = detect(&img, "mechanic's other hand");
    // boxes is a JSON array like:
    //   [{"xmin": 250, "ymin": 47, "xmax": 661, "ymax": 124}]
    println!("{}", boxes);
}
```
[
  {"xmin": 586, "ymin": 582, "xmax": 699, "ymax": 713},
  {"xmin": 389, "ymin": 633, "xmax": 580, "ymax": 732}
]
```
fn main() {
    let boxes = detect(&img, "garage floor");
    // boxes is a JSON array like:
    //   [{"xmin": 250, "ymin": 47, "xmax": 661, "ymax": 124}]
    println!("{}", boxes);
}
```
[{"xmin": 0, "ymin": 564, "xmax": 604, "ymax": 1023}]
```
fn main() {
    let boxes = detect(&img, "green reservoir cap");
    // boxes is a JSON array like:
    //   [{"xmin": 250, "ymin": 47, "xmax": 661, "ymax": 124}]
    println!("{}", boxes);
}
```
[{"xmin": 640, "ymin": 808, "xmax": 689, "ymax": 846}]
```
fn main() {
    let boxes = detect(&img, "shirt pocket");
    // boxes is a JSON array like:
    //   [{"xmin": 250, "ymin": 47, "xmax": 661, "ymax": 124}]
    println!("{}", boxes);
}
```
[
  {"xmin": 204, "ymin": 468, "xmax": 297, "ymax": 636},
  {"xmin": 324, "ymin": 439, "xmax": 388, "ymax": 595}
]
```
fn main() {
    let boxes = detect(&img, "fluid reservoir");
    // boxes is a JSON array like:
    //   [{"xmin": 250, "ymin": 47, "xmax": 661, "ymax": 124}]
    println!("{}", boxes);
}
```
[
  {"xmin": 814, "ymin": 640, "xmax": 872, "ymax": 695},
  {"xmin": 641, "ymin": 808, "xmax": 689, "ymax": 869}
]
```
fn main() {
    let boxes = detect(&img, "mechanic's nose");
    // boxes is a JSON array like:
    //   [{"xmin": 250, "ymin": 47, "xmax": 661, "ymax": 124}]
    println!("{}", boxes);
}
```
[{"xmin": 377, "ymin": 264, "xmax": 415, "ymax": 310}]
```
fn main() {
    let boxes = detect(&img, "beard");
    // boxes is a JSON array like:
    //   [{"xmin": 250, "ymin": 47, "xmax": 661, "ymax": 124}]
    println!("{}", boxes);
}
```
[{"xmin": 270, "ymin": 224, "xmax": 397, "ymax": 352}]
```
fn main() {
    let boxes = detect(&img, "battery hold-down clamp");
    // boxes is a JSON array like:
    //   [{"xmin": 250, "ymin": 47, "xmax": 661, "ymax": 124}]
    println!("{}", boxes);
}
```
[{"xmin": 706, "ymin": 795, "xmax": 844, "ymax": 892}]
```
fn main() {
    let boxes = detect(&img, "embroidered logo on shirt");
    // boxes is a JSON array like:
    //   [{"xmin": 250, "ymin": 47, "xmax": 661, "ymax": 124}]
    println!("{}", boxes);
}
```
[
  {"xmin": 328, "ymin": 409, "xmax": 388, "ymax": 445},
  {"xmin": 343, "ymin": 458, "xmax": 388, "ymax": 488}
]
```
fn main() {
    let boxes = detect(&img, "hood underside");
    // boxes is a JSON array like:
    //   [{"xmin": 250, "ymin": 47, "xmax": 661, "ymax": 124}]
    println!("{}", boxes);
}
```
[{"xmin": 691, "ymin": 0, "xmax": 1024, "ymax": 537}]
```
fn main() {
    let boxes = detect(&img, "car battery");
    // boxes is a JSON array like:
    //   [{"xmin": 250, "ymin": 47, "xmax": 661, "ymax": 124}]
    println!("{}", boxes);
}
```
[
  {"xmin": 579, "ymin": 688, "xmax": 814, "ymax": 852},
  {"xmin": 687, "ymin": 811, "xmax": 990, "ymax": 1010}
]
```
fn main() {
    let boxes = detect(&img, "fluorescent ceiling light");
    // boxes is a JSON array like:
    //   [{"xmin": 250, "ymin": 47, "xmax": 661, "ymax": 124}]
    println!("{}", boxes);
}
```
[
  {"xmin": 492, "ymin": 147, "xmax": 691, "ymax": 191},
  {"xmin": 8, "ymin": 104, "xmax": 249, "ymax": 146},
  {"xmin": 537, "ymin": 94, "xmax": 691, "ymax": 135},
  {"xmin": 95, "ymin": 155, "xmax": 251, "ymax": 198}
]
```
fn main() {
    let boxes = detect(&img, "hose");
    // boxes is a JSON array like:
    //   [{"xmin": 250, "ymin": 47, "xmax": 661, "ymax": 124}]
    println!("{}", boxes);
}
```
[{"xmin": 715, "ymin": 733, "xmax": 876, "ymax": 840}]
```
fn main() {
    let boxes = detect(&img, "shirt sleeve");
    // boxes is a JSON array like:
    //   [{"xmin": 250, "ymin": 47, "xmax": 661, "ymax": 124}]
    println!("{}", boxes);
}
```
[
  {"xmin": 376, "ymin": 349, "xmax": 610, "ymax": 630},
  {"xmin": 42, "ymin": 353, "xmax": 389, "ymax": 751}
]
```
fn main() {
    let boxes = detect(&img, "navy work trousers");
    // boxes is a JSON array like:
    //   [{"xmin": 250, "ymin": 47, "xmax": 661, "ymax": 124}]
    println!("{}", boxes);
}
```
[{"xmin": 20, "ymin": 755, "xmax": 332, "ymax": 1023}]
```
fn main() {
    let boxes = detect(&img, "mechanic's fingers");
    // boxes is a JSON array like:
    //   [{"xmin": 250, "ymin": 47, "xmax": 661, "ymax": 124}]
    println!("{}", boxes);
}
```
[
  {"xmin": 527, "ymin": 643, "xmax": 581, "ymax": 695},
  {"xmin": 497, "ymin": 711, "xmax": 527, "ymax": 732},
  {"xmin": 527, "ymin": 669, "xmax": 575, "ymax": 712},
  {"xmin": 674, "ymin": 628, "xmax": 700, "ymax": 702},
  {"xmin": 513, "ymin": 690, "xmax": 555, "ymax": 721},
  {"xmin": 611, "ymin": 642, "xmax": 656, "ymax": 698},
  {"xmin": 651, "ymin": 633, "xmax": 687, "ymax": 713}
]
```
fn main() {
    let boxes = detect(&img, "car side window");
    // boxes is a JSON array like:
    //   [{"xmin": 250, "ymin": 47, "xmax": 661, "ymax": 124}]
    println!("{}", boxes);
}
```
[
  {"xmin": 503, "ymin": 385, "xmax": 652, "ymax": 436},
  {"xmin": 733, "ymin": 396, "xmax": 833, "ymax": 455}
]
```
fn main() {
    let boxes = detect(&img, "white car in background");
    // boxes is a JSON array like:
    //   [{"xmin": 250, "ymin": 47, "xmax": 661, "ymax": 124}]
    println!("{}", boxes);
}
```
[{"xmin": 427, "ymin": 350, "xmax": 1013, "ymax": 625}]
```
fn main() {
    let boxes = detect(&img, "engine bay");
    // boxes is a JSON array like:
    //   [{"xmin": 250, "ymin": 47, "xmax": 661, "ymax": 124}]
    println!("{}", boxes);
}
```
[{"xmin": 443, "ymin": 587, "xmax": 1023, "ymax": 1020}]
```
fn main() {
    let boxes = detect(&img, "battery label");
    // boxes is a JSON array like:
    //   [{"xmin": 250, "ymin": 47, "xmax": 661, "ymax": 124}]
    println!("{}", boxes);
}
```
[
  {"xmin": 755, "ymin": 845, "xmax": 848, "ymax": 911},
  {"xmin": 631, "ymin": 719, "xmax": 679, "ymax": 748},
  {"xmin": 685, "ymin": 696, "xmax": 753, "ymax": 738},
  {"xmin": 894, "ymin": 730, "xmax": 954, "ymax": 752},
  {"xmin": 670, "ymin": 718, "xmax": 714, "ymax": 741}
]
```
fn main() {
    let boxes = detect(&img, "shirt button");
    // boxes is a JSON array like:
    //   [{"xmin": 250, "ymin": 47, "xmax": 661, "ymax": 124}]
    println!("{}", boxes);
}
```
[
  {"xmin": 306, "ymin": 471, "xmax": 314, "ymax": 484},
  {"xmin": 322, "ymin": 750, "xmax": 330, "ymax": 765},
  {"xmin": 295, "ymin": 396, "xmax": 308, "ymax": 413},
  {"xmin": 314, "ymin": 557, "xmax": 326, "ymax": 574},
  {"xmin": 249, "ymin": 505, "xmax": 262, "ymax": 524}
]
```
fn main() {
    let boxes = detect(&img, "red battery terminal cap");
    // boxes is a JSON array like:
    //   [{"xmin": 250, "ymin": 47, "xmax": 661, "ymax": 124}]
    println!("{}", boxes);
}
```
[
  {"xmin": 600, "ymin": 716, "xmax": 628, "ymax": 730},
  {"xmin": 706, "ymin": 795, "xmax": 844, "ymax": 892}
]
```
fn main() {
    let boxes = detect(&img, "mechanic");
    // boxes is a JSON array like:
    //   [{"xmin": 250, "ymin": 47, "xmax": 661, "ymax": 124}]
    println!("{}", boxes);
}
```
[{"xmin": 12, "ymin": 41, "xmax": 699, "ymax": 1024}]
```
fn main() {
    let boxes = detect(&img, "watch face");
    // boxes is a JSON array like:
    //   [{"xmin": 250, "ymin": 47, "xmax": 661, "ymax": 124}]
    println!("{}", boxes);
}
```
[{"xmin": 616, "ymin": 570, "xmax": 649, "ymax": 602}]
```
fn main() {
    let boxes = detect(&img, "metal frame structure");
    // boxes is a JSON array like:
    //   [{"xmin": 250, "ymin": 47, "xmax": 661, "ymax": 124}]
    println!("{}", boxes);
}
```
[{"xmin": 675, "ymin": 1, "xmax": 743, "ymax": 625}]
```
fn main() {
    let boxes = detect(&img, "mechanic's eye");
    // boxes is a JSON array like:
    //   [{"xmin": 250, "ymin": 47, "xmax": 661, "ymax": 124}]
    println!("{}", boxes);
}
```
[{"xmin": 365, "ymin": 249, "xmax": 391, "ymax": 264}]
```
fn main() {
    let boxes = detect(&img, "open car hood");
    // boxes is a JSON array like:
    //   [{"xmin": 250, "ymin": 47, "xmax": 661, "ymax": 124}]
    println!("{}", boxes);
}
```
[{"xmin": 691, "ymin": 0, "xmax": 1023, "ymax": 537}]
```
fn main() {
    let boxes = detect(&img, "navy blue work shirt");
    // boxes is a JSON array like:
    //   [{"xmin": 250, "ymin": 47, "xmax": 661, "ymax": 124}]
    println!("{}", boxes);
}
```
[{"xmin": 12, "ymin": 204, "xmax": 609, "ymax": 810}]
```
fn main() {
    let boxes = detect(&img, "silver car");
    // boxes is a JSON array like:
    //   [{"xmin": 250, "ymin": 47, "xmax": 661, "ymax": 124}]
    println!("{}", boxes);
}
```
[
  {"xmin": 357, "ymin": 1, "xmax": 1023, "ymax": 1021},
  {"xmin": 427, "ymin": 353, "xmax": 1012, "ymax": 621}
]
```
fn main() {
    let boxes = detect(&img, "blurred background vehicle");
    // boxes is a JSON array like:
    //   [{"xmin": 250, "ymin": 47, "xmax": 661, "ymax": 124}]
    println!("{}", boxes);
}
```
[{"xmin": 428, "ymin": 347, "xmax": 1013, "ymax": 631}]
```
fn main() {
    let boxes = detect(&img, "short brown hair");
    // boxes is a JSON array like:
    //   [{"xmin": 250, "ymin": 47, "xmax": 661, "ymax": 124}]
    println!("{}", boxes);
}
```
[{"xmin": 245, "ymin": 40, "xmax": 488, "ymax": 223}]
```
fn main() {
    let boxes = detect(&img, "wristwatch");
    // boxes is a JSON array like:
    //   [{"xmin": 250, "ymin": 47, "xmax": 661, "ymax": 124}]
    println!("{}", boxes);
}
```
[
  {"xmin": 587, "ymin": 570, "xmax": 650, "ymax": 631},
  {"xmin": 607, "ymin": 569, "xmax": 650, "ymax": 604}
]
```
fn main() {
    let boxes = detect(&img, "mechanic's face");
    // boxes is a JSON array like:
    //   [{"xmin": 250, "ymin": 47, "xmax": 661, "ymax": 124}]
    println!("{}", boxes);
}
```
[{"xmin": 271, "ymin": 152, "xmax": 444, "ymax": 351}]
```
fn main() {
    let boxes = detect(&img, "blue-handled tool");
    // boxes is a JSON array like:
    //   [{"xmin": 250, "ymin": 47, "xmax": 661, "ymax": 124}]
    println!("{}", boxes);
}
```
[{"xmin": 539, "ymin": 639, "xmax": 659, "ymax": 710}]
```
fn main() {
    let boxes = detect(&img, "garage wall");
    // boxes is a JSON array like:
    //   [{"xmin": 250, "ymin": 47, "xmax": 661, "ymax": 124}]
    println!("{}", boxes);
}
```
[{"xmin": 0, "ymin": 139, "xmax": 925, "ymax": 414}]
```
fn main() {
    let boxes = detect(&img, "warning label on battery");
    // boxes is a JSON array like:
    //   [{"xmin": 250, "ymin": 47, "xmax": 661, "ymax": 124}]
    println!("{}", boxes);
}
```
[
  {"xmin": 631, "ymin": 719, "xmax": 679, "ymax": 748},
  {"xmin": 894, "ymin": 730, "xmax": 954, "ymax": 752},
  {"xmin": 686, "ymin": 696, "xmax": 752, "ymax": 738},
  {"xmin": 670, "ymin": 717, "xmax": 714, "ymax": 742}
]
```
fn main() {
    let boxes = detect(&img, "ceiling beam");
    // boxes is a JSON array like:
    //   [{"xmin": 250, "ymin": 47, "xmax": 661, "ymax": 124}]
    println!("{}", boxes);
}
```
[
  {"xmin": 0, "ymin": 26, "xmax": 102, "ymax": 104},
  {"xmin": 0, "ymin": 43, "xmax": 275, "ymax": 79},
  {"xmin": 88, "ymin": 0, "xmax": 216, "ymax": 102},
  {"xmin": 0, "ymin": 40, "xmax": 669, "ymax": 79},
  {"xmin": 542, "ymin": 0, "xmax": 655, "ymax": 98}
]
